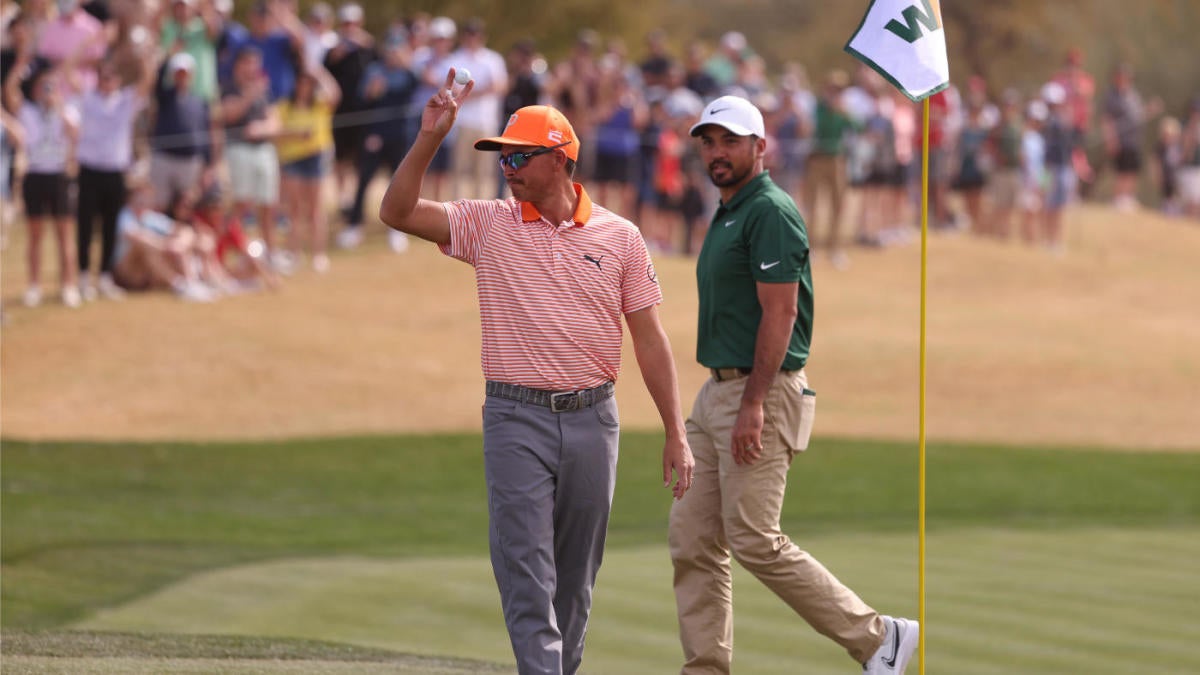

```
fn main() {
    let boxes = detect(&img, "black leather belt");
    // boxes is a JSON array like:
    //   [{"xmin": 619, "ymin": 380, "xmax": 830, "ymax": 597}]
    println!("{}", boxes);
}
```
[
  {"xmin": 709, "ymin": 367, "xmax": 799, "ymax": 382},
  {"xmin": 485, "ymin": 381, "xmax": 615, "ymax": 413}
]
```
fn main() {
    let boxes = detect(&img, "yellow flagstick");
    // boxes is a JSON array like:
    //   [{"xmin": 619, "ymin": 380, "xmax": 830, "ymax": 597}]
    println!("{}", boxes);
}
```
[{"xmin": 918, "ymin": 97, "xmax": 930, "ymax": 675}]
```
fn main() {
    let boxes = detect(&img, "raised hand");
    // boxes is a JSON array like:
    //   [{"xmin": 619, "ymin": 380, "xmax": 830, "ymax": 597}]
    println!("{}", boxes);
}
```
[{"xmin": 421, "ymin": 68, "xmax": 474, "ymax": 137}]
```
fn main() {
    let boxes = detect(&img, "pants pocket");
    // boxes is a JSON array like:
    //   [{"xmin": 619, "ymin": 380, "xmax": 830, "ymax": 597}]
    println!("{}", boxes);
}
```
[
  {"xmin": 765, "ymin": 378, "xmax": 817, "ymax": 457},
  {"xmin": 792, "ymin": 389, "xmax": 817, "ymax": 452}
]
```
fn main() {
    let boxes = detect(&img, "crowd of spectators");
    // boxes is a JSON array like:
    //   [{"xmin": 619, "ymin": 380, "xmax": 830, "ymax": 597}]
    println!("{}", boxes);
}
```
[{"xmin": 2, "ymin": 0, "xmax": 1198, "ymax": 308}]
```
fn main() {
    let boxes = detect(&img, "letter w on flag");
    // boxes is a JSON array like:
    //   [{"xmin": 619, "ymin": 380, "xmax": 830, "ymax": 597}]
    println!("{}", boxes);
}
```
[{"xmin": 844, "ymin": 0, "xmax": 950, "ymax": 102}]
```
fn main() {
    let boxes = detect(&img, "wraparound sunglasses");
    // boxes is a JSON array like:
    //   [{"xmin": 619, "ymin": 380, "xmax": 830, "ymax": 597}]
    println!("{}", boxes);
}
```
[{"xmin": 498, "ymin": 142, "xmax": 571, "ymax": 170}]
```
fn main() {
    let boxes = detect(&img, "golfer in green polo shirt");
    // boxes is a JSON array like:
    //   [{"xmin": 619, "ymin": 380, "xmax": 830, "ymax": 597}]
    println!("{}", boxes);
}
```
[{"xmin": 668, "ymin": 95, "xmax": 918, "ymax": 675}]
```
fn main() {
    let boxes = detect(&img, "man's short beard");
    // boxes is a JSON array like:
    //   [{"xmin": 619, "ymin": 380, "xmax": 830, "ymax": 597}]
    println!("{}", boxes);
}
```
[{"xmin": 709, "ymin": 163, "xmax": 751, "ymax": 188}]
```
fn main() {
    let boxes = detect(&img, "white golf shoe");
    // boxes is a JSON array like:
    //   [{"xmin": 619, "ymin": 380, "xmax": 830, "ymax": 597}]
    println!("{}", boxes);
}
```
[{"xmin": 863, "ymin": 616, "xmax": 918, "ymax": 674}]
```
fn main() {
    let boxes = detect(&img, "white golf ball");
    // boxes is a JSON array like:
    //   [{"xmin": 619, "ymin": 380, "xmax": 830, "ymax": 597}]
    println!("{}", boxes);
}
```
[{"xmin": 455, "ymin": 68, "xmax": 471, "ymax": 85}]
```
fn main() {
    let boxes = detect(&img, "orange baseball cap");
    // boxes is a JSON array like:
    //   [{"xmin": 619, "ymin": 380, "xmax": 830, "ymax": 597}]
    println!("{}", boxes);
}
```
[{"xmin": 474, "ymin": 105, "xmax": 579, "ymax": 161}]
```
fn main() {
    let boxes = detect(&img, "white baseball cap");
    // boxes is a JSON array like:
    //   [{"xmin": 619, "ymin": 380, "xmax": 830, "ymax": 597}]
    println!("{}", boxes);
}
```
[
  {"xmin": 167, "ymin": 52, "xmax": 196, "ymax": 75},
  {"xmin": 690, "ymin": 95, "xmax": 765, "ymax": 138},
  {"xmin": 428, "ymin": 16, "xmax": 456, "ymax": 40},
  {"xmin": 336, "ymin": 3, "xmax": 363, "ymax": 24}
]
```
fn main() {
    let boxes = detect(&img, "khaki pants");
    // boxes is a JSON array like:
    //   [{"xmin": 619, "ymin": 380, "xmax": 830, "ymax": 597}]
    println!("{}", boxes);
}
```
[{"xmin": 668, "ymin": 370, "xmax": 884, "ymax": 673}]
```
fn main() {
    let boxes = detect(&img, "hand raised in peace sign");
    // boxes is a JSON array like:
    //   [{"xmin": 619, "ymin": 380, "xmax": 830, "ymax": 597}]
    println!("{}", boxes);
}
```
[{"xmin": 421, "ymin": 68, "xmax": 474, "ymax": 137}]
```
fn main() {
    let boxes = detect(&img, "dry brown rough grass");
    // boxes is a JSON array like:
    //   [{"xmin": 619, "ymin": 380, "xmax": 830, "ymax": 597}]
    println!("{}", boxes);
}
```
[{"xmin": 2, "ymin": 204, "xmax": 1197, "ymax": 449}]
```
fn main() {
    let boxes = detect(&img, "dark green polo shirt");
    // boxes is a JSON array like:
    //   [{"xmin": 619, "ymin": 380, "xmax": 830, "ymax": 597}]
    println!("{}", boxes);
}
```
[{"xmin": 695, "ymin": 171, "xmax": 813, "ymax": 370}]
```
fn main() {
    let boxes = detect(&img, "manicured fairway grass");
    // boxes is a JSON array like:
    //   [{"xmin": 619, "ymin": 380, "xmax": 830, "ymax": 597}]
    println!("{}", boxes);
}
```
[
  {"xmin": 65, "ymin": 528, "xmax": 1200, "ymax": 674},
  {"xmin": 3, "ymin": 433, "xmax": 1199, "ymax": 673}
]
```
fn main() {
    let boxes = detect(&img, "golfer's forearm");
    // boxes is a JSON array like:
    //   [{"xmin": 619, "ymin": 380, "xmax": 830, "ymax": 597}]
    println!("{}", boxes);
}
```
[
  {"xmin": 630, "ymin": 318, "xmax": 687, "ymax": 439},
  {"xmin": 380, "ymin": 130, "xmax": 443, "ymax": 228},
  {"xmin": 743, "ymin": 311, "xmax": 793, "ymax": 405}
]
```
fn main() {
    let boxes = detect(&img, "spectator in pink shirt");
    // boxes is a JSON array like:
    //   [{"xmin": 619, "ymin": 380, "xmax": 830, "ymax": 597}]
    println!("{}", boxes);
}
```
[{"xmin": 36, "ymin": 0, "xmax": 106, "ymax": 92}]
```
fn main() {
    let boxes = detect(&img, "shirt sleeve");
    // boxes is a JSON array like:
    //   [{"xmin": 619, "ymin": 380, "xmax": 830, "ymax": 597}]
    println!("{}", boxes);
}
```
[
  {"xmin": 620, "ymin": 224, "xmax": 663, "ymax": 314},
  {"xmin": 748, "ymin": 203, "xmax": 809, "ymax": 283},
  {"xmin": 439, "ymin": 199, "xmax": 504, "ymax": 266}
]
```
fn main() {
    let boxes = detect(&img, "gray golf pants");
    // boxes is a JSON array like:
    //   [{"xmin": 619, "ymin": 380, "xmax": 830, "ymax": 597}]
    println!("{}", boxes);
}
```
[{"xmin": 483, "ymin": 395, "xmax": 621, "ymax": 675}]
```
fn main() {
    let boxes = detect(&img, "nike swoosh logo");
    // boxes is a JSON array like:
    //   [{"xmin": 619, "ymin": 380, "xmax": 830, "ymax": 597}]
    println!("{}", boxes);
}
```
[
  {"xmin": 760, "ymin": 261, "xmax": 781, "ymax": 270},
  {"xmin": 724, "ymin": 220, "xmax": 737, "ymax": 227},
  {"xmin": 709, "ymin": 106, "xmax": 729, "ymax": 115},
  {"xmin": 883, "ymin": 619, "xmax": 901, "ymax": 667}
]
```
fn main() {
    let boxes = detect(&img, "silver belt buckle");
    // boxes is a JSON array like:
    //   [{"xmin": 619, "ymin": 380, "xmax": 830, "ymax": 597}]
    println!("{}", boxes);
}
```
[{"xmin": 550, "ymin": 391, "xmax": 579, "ymax": 413}]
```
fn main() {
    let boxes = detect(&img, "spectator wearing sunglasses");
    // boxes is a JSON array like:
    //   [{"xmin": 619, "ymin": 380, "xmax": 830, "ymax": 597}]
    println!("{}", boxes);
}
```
[{"xmin": 378, "ymin": 71, "xmax": 694, "ymax": 675}]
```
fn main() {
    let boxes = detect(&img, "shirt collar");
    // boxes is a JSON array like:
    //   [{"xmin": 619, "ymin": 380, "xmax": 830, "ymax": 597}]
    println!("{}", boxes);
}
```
[
  {"xmin": 718, "ymin": 170, "xmax": 772, "ymax": 214},
  {"xmin": 519, "ymin": 182, "xmax": 594, "ymax": 226}
]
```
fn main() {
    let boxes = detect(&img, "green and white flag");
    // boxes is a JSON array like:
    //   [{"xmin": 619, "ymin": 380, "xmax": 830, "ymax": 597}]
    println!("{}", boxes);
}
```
[{"xmin": 845, "ymin": 0, "xmax": 950, "ymax": 102}]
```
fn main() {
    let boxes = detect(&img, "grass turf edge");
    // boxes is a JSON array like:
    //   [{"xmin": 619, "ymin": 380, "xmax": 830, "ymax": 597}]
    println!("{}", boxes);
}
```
[{"xmin": 0, "ymin": 630, "xmax": 511, "ymax": 670}]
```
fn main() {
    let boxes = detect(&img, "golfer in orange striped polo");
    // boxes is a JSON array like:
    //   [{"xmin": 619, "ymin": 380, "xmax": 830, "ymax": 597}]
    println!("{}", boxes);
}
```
[{"xmin": 380, "ymin": 69, "xmax": 695, "ymax": 675}]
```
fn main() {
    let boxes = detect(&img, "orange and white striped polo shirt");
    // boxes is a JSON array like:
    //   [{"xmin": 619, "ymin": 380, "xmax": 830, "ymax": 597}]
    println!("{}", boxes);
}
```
[{"xmin": 440, "ymin": 183, "xmax": 662, "ymax": 391}]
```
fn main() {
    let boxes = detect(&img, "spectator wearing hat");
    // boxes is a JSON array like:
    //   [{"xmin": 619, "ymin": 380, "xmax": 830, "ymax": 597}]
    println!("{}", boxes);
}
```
[
  {"xmin": 447, "ymin": 18, "xmax": 507, "ymax": 199},
  {"xmin": 72, "ymin": 58, "xmax": 153, "ymax": 302},
  {"xmin": 323, "ymin": 2, "xmax": 375, "ymax": 230},
  {"xmin": 1019, "ymin": 99, "xmax": 1049, "ymax": 245},
  {"xmin": 1041, "ymin": 81, "xmax": 1077, "ymax": 253},
  {"xmin": 379, "ymin": 77, "xmax": 694, "ymax": 675},
  {"xmin": 403, "ymin": 15, "xmax": 457, "ymax": 206},
  {"xmin": 300, "ymin": 2, "xmax": 337, "ymax": 69},
  {"xmin": 344, "ymin": 30, "xmax": 418, "ymax": 253},
  {"xmin": 704, "ymin": 31, "xmax": 746, "ymax": 90},
  {"xmin": 158, "ymin": 0, "xmax": 220, "ymax": 102},
  {"xmin": 149, "ymin": 51, "xmax": 214, "ymax": 212}
]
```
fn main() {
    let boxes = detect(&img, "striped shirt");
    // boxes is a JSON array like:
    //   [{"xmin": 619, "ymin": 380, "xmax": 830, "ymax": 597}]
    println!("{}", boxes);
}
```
[{"xmin": 441, "ymin": 183, "xmax": 661, "ymax": 391}]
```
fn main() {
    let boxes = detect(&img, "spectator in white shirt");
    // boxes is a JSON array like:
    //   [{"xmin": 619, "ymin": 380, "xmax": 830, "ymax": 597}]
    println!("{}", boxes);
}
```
[
  {"xmin": 447, "ymin": 17, "xmax": 507, "ymax": 199},
  {"xmin": 4, "ymin": 66, "xmax": 81, "ymax": 308},
  {"xmin": 73, "ymin": 60, "xmax": 152, "ymax": 301}
]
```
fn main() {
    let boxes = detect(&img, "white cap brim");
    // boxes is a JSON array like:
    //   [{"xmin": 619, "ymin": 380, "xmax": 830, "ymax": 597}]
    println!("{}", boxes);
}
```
[{"xmin": 689, "ymin": 95, "xmax": 765, "ymax": 138}]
